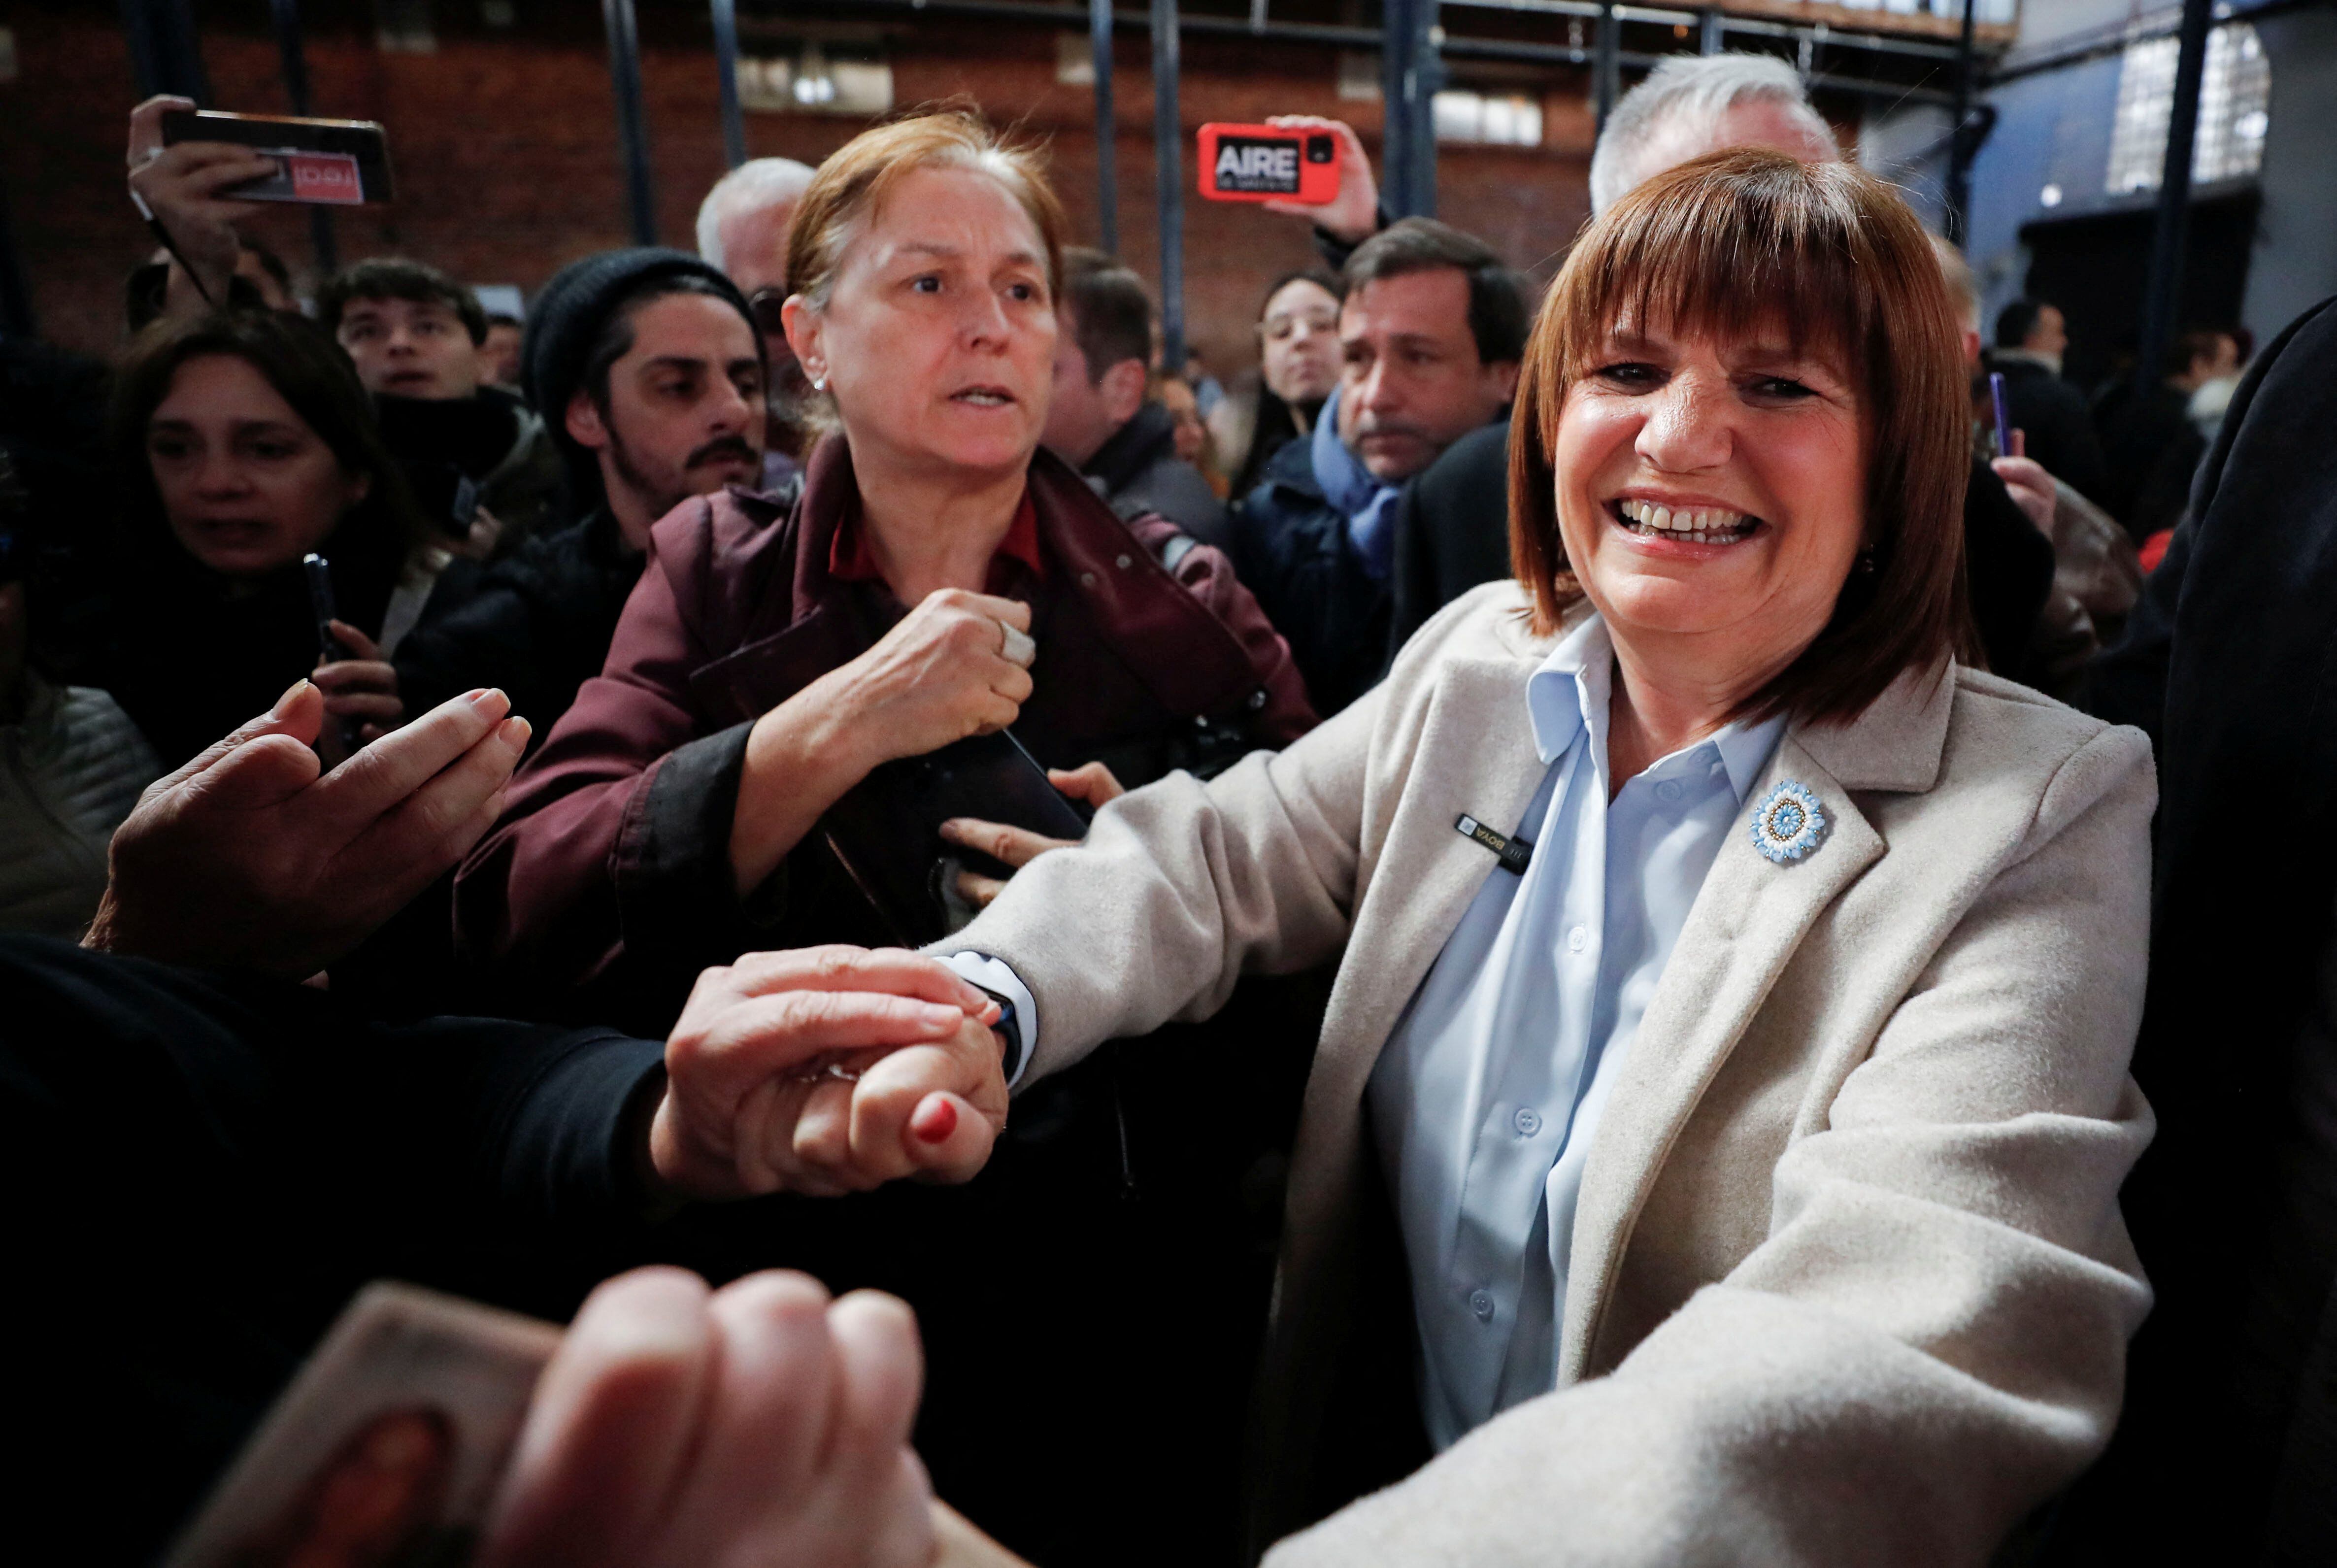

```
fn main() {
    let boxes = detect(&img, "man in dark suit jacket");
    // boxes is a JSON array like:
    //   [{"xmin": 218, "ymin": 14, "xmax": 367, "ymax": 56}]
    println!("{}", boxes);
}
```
[
  {"xmin": 2066, "ymin": 295, "xmax": 2337, "ymax": 1564},
  {"xmin": 1989, "ymin": 299, "xmax": 2111, "ymax": 508}
]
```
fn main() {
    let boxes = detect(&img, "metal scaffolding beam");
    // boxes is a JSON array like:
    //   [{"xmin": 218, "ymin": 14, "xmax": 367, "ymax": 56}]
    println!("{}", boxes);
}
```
[
  {"xmin": 711, "ymin": 0, "xmax": 748, "ymax": 171},
  {"xmin": 1594, "ymin": 3, "xmax": 1621, "ymax": 135},
  {"xmin": 1150, "ymin": 0, "xmax": 1184, "ymax": 369},
  {"xmin": 119, "ymin": 0, "xmax": 210, "ymax": 102},
  {"xmin": 601, "ymin": 0, "xmax": 659, "ymax": 247},
  {"xmin": 266, "ymin": 0, "xmax": 338, "ymax": 276},
  {"xmin": 1943, "ymin": 0, "xmax": 1977, "ymax": 245},
  {"xmin": 1091, "ymin": 0, "xmax": 1118, "ymax": 253},
  {"xmin": 2136, "ymin": 0, "xmax": 2215, "ymax": 400},
  {"xmin": 753, "ymin": 0, "xmax": 1966, "ymax": 104},
  {"xmin": 1381, "ymin": 0, "xmax": 1441, "ymax": 219}
]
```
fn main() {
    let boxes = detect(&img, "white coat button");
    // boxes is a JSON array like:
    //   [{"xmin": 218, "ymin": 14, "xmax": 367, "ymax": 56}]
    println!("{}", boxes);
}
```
[
  {"xmin": 1469, "ymin": 1290, "xmax": 1495, "ymax": 1322},
  {"xmin": 1513, "ymin": 1106, "xmax": 1542, "ymax": 1137},
  {"xmin": 1656, "ymin": 779, "xmax": 1683, "ymax": 802},
  {"xmin": 1567, "ymin": 926, "xmax": 1588, "ymax": 953}
]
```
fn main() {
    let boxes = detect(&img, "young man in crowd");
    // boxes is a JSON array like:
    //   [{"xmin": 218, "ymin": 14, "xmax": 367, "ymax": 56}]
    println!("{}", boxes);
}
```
[
  {"xmin": 1234, "ymin": 218, "xmax": 1524, "ymax": 715},
  {"xmin": 696, "ymin": 156, "xmax": 818, "ymax": 478},
  {"xmin": 391, "ymin": 249, "xmax": 767, "ymax": 746},
  {"xmin": 319, "ymin": 258, "xmax": 565, "ymax": 554},
  {"xmin": 481, "ymin": 310, "xmax": 526, "ymax": 390},
  {"xmin": 1987, "ymin": 298, "xmax": 2110, "ymax": 508},
  {"xmin": 1039, "ymin": 247, "xmax": 1234, "ymax": 552}
]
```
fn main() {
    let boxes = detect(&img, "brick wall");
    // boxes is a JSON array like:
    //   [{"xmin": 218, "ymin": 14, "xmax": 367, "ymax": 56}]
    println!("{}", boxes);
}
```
[{"xmin": 1, "ymin": 2, "xmax": 1598, "ymax": 369}]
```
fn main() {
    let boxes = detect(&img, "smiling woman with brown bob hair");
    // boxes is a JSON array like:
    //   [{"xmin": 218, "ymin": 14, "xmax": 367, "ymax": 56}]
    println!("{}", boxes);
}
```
[
  {"xmin": 1508, "ymin": 146, "xmax": 1976, "ymax": 724},
  {"xmin": 615, "ymin": 149, "xmax": 2162, "ymax": 1566}
]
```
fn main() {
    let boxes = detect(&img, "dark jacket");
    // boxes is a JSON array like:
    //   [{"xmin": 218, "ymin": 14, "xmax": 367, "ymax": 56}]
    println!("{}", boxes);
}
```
[
  {"xmin": 1384, "ymin": 419, "xmax": 1514, "ymax": 665},
  {"xmin": 102, "ymin": 518, "xmax": 409, "ymax": 770},
  {"xmin": 374, "ymin": 387, "xmax": 567, "ymax": 552},
  {"xmin": 394, "ymin": 508, "xmax": 645, "ymax": 744},
  {"xmin": 2056, "ymin": 296, "xmax": 2337, "ymax": 1564},
  {"xmin": 1987, "ymin": 354, "xmax": 2111, "ymax": 507},
  {"xmin": 1, "ymin": 935, "xmax": 661, "ymax": 1565},
  {"xmin": 455, "ymin": 436, "xmax": 1313, "ymax": 1030},
  {"xmin": 1357, "ymin": 416, "xmax": 2057, "ymax": 688},
  {"xmin": 2097, "ymin": 380, "xmax": 2195, "ymax": 535},
  {"xmin": 1233, "ymin": 434, "xmax": 1398, "ymax": 718},
  {"xmin": 1083, "ymin": 400, "xmax": 1235, "ymax": 555}
]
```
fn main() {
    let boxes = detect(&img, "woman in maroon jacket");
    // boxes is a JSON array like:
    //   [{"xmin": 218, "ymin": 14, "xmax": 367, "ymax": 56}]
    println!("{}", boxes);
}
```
[{"xmin": 455, "ymin": 110, "xmax": 1311, "ymax": 1032}]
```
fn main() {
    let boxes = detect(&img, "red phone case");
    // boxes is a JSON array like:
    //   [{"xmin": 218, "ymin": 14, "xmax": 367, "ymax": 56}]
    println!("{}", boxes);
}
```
[{"xmin": 1197, "ymin": 124, "xmax": 1342, "ymax": 204}]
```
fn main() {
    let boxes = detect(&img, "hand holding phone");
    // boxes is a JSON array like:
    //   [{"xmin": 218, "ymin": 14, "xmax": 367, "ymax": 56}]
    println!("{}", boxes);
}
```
[{"xmin": 1235, "ymin": 115, "xmax": 1380, "ymax": 244}]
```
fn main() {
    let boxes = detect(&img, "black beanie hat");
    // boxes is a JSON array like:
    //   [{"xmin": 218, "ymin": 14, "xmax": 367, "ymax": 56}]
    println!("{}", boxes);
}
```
[{"xmin": 520, "ymin": 247, "xmax": 759, "ymax": 453}]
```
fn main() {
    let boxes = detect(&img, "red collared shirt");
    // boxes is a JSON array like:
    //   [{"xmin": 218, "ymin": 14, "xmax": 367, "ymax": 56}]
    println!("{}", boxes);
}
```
[{"xmin": 827, "ymin": 490, "xmax": 1047, "ymax": 595}]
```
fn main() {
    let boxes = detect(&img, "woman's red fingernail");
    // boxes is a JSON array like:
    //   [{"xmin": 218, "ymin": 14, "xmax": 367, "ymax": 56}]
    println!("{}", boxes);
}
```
[{"xmin": 912, "ymin": 1098, "xmax": 959, "ymax": 1144}]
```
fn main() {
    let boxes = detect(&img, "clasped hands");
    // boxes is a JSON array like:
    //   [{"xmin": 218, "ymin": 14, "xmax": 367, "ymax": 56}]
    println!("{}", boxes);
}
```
[{"xmin": 646, "ymin": 947, "xmax": 1013, "ymax": 1202}]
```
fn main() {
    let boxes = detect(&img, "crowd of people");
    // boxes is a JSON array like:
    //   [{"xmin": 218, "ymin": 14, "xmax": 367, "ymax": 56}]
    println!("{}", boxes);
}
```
[{"xmin": 0, "ymin": 43, "xmax": 2324, "ymax": 1568}]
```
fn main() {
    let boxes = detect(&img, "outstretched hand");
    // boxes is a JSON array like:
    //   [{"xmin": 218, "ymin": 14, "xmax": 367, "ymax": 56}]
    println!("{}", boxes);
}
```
[
  {"xmin": 649, "ymin": 947, "xmax": 1012, "ymax": 1201},
  {"xmin": 84, "ymin": 680, "xmax": 528, "ymax": 979},
  {"xmin": 939, "ymin": 761, "xmax": 1124, "ymax": 910}
]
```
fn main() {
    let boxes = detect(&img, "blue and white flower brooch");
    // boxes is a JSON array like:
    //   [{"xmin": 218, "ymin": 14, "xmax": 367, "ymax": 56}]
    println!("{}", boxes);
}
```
[{"xmin": 1750, "ymin": 780, "xmax": 1828, "ymax": 864}]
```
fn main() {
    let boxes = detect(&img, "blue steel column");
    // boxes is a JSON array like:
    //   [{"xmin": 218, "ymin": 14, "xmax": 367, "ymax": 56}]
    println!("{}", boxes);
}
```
[
  {"xmin": 1594, "ymin": 2, "xmax": 1621, "ymax": 137},
  {"xmin": 266, "ymin": 0, "xmax": 338, "ymax": 275},
  {"xmin": 1380, "ymin": 0, "xmax": 1441, "ymax": 219},
  {"xmin": 1944, "ymin": 0, "xmax": 1978, "ymax": 245},
  {"xmin": 1151, "ymin": 0, "xmax": 1184, "ymax": 367},
  {"xmin": 2136, "ymin": 0, "xmax": 2216, "ymax": 400},
  {"xmin": 602, "ymin": 0, "xmax": 659, "ymax": 246},
  {"xmin": 710, "ymin": 0, "xmax": 747, "ymax": 171},
  {"xmin": 1092, "ymin": 0, "xmax": 1119, "ymax": 253},
  {"xmin": 1700, "ymin": 7, "xmax": 1724, "ymax": 55}
]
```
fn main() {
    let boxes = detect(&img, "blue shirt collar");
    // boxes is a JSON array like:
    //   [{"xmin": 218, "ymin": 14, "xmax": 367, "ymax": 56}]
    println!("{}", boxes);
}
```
[{"xmin": 1524, "ymin": 612, "xmax": 1785, "ymax": 802}]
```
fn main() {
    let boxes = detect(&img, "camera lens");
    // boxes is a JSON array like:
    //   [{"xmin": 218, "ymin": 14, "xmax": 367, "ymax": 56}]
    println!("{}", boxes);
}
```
[{"xmin": 1306, "ymin": 135, "xmax": 1334, "ymax": 163}]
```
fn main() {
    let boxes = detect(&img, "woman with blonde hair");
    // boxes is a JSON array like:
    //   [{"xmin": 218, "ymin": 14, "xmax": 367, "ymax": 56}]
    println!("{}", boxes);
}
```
[{"xmin": 658, "ymin": 148, "xmax": 2158, "ymax": 1565}]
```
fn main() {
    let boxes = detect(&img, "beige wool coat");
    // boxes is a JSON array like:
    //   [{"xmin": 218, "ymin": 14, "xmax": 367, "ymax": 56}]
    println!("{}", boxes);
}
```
[{"xmin": 936, "ymin": 581, "xmax": 2158, "ymax": 1567}]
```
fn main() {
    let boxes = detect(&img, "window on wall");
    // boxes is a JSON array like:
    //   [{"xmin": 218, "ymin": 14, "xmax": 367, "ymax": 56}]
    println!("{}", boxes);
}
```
[
  {"xmin": 1433, "ymin": 90, "xmax": 1543, "ymax": 147},
  {"xmin": 739, "ymin": 42, "xmax": 893, "ymax": 117},
  {"xmin": 2105, "ymin": 22, "xmax": 2270, "ymax": 196}
]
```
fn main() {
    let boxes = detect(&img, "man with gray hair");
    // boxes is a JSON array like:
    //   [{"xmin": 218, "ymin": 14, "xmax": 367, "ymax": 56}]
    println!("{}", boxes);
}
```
[
  {"xmin": 695, "ymin": 157, "xmax": 816, "ymax": 298},
  {"xmin": 695, "ymin": 157, "xmax": 818, "ymax": 474},
  {"xmin": 1585, "ymin": 52, "xmax": 1837, "ymax": 215}
]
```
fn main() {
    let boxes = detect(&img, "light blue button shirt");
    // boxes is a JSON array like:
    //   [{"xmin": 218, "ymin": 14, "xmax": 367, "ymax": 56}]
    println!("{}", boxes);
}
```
[{"xmin": 1367, "ymin": 612, "xmax": 1785, "ymax": 1450}]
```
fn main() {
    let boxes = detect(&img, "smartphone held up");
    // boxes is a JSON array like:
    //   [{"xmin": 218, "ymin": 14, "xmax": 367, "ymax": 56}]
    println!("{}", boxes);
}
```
[
  {"xmin": 1197, "ymin": 122, "xmax": 1341, "ymax": 204},
  {"xmin": 159, "ymin": 109, "xmax": 396, "ymax": 207}
]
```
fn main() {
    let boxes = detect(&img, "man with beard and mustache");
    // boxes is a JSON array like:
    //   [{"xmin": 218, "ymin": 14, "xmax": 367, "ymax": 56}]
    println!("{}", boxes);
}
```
[
  {"xmin": 1233, "ymin": 218, "xmax": 1524, "ymax": 715},
  {"xmin": 393, "ymin": 251, "xmax": 771, "ymax": 747}
]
